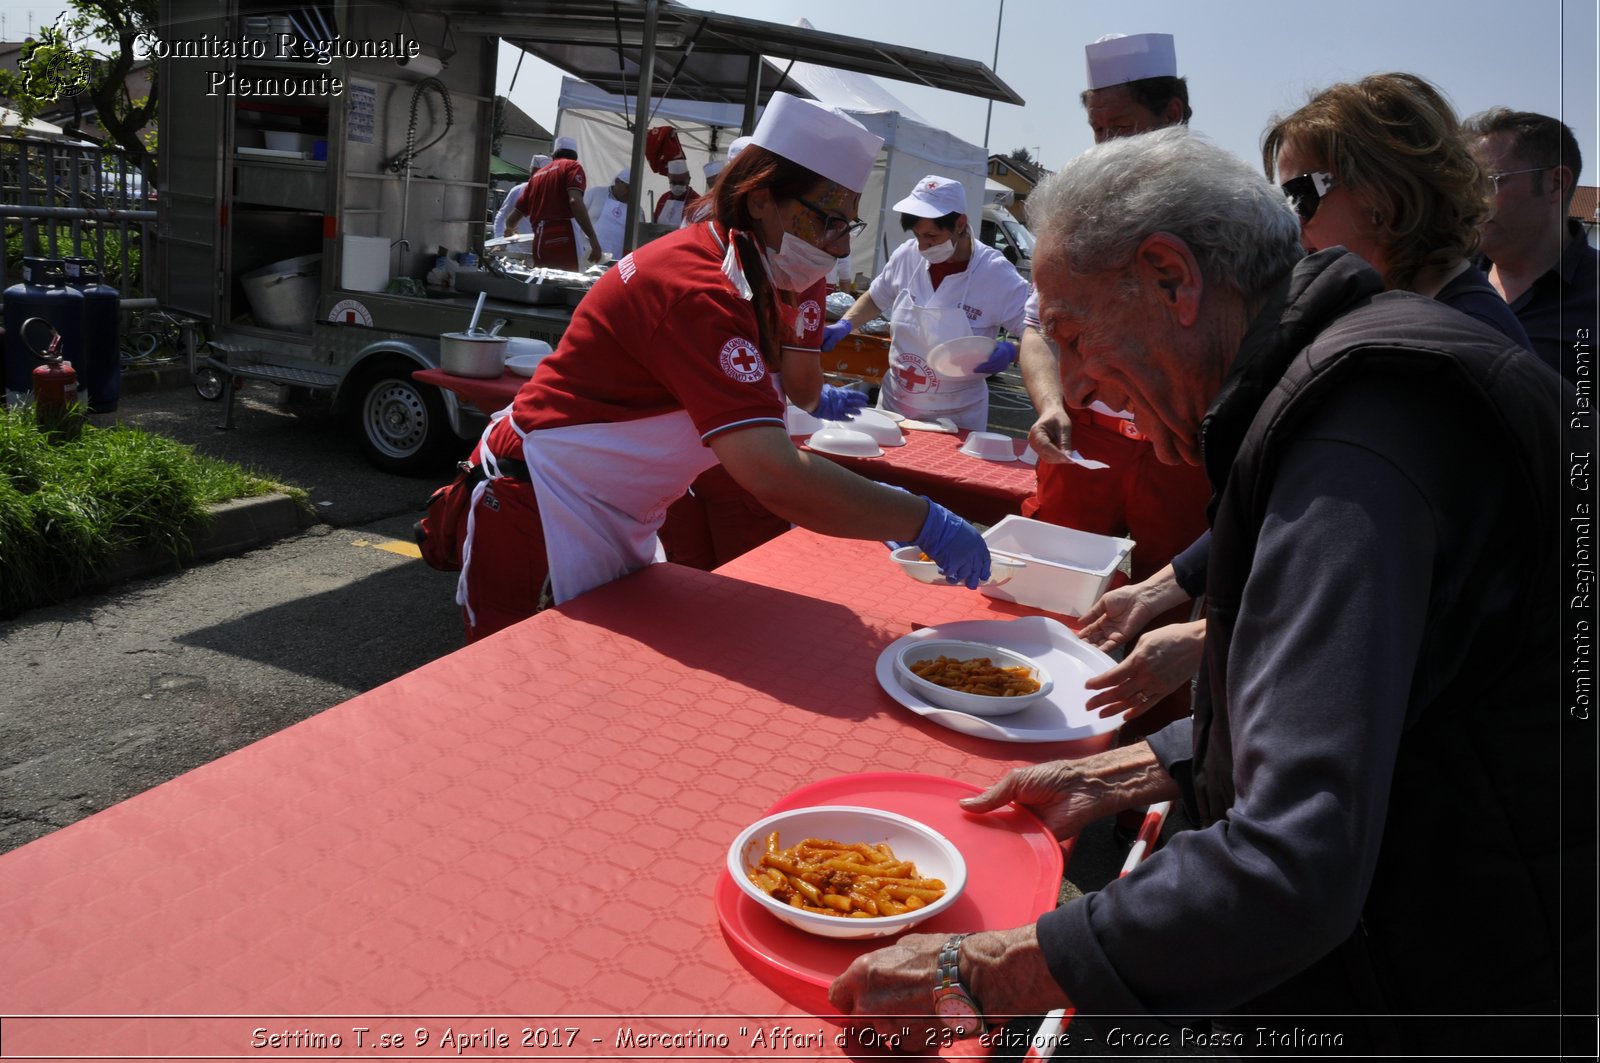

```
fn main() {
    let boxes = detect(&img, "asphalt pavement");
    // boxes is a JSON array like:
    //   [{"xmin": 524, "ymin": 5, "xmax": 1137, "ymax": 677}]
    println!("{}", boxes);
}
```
[{"xmin": 0, "ymin": 369, "xmax": 1151, "ymax": 899}]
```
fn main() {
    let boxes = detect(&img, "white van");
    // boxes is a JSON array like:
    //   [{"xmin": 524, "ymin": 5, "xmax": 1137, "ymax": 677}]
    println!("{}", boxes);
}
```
[{"xmin": 980, "ymin": 203, "xmax": 1036, "ymax": 280}]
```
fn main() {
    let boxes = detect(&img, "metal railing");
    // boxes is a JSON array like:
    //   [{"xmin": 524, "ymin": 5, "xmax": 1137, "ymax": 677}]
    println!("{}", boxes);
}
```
[{"xmin": 0, "ymin": 133, "xmax": 158, "ymax": 301}]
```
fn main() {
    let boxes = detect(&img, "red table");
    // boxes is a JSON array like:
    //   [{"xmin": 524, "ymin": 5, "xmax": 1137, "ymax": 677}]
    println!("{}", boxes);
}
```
[
  {"xmin": 412, "ymin": 367, "xmax": 1036, "ymax": 530},
  {"xmin": 0, "ymin": 531, "xmax": 1102, "ymax": 1059}
]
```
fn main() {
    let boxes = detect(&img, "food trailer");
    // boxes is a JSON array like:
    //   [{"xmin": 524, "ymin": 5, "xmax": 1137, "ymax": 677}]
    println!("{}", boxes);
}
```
[{"xmin": 155, "ymin": 0, "xmax": 1021, "ymax": 473}]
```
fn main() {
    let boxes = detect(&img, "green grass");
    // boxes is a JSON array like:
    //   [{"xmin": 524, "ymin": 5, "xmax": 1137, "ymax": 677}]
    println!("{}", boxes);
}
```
[{"xmin": 0, "ymin": 404, "xmax": 292, "ymax": 617}]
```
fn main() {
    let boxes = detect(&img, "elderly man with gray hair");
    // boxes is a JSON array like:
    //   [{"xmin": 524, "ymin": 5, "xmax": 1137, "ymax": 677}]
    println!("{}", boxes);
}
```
[{"xmin": 831, "ymin": 129, "xmax": 1567, "ymax": 1054}]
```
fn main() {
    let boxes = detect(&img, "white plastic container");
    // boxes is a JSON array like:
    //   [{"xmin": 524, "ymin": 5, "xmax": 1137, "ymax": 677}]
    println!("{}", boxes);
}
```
[
  {"xmin": 978, "ymin": 514, "xmax": 1134, "ymax": 617},
  {"xmin": 340, "ymin": 234, "xmax": 391, "ymax": 292}
]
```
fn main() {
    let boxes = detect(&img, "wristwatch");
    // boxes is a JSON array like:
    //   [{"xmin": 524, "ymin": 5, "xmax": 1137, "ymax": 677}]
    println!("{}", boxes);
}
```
[{"xmin": 932, "ymin": 933, "xmax": 986, "ymax": 1037}]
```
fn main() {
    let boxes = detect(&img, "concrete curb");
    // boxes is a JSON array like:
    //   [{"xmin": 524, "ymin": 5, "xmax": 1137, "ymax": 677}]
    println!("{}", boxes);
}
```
[{"xmin": 98, "ymin": 492, "xmax": 318, "ymax": 588}]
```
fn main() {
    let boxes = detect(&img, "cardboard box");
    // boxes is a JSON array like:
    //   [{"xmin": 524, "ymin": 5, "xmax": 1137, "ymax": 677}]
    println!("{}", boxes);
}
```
[{"xmin": 978, "ymin": 514, "xmax": 1134, "ymax": 617}]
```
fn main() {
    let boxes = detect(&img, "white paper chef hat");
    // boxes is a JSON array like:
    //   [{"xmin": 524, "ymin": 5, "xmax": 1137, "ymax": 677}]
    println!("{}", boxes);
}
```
[
  {"xmin": 1085, "ymin": 33, "xmax": 1177, "ymax": 90},
  {"xmin": 749, "ymin": 92, "xmax": 883, "ymax": 193},
  {"xmin": 892, "ymin": 175, "xmax": 967, "ymax": 219},
  {"xmin": 530, "ymin": 154, "xmax": 552, "ymax": 171},
  {"xmin": 613, "ymin": 167, "xmax": 632, "ymax": 184},
  {"xmin": 554, "ymin": 134, "xmax": 578, "ymax": 154},
  {"xmin": 726, "ymin": 135, "xmax": 752, "ymax": 161},
  {"xmin": 703, "ymin": 159, "xmax": 724, "ymax": 180},
  {"xmin": 667, "ymin": 158, "xmax": 690, "ymax": 178}
]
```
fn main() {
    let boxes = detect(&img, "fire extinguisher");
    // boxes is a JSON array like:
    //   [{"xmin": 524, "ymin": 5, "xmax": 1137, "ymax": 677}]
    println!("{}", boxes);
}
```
[{"xmin": 22, "ymin": 316, "xmax": 79, "ymax": 433}]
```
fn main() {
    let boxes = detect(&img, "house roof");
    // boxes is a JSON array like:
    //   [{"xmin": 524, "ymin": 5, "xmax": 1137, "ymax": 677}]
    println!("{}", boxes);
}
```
[
  {"xmin": 1571, "ymin": 185, "xmax": 1599, "ymax": 225},
  {"xmin": 988, "ymin": 153, "xmax": 1050, "ymax": 187}
]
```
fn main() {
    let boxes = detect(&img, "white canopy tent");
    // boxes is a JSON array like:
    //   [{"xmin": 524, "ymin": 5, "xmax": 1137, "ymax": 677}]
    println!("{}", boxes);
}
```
[{"xmin": 552, "ymin": 28, "xmax": 990, "ymax": 283}]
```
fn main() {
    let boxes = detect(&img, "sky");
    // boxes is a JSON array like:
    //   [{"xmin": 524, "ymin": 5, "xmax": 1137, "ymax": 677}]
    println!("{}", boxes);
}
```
[
  {"xmin": 496, "ymin": 0, "xmax": 1599, "ymax": 189},
  {"xmin": 1, "ymin": 0, "xmax": 1594, "ymax": 187}
]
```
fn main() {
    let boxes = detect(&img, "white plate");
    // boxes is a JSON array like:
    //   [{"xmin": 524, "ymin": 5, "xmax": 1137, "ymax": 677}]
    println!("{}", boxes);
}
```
[
  {"xmin": 875, "ymin": 616, "xmax": 1125, "ymax": 743},
  {"xmin": 926, "ymin": 336, "xmax": 996, "ymax": 377},
  {"xmin": 505, "ymin": 354, "xmax": 542, "ymax": 377}
]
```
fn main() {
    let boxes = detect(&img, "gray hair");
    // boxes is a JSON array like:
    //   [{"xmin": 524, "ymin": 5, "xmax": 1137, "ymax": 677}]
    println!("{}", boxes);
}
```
[{"xmin": 1027, "ymin": 128, "xmax": 1304, "ymax": 300}]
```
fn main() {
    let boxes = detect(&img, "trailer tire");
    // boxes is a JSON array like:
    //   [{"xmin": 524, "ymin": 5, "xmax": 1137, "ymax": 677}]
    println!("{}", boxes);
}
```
[{"xmin": 352, "ymin": 360, "xmax": 454, "ymax": 475}]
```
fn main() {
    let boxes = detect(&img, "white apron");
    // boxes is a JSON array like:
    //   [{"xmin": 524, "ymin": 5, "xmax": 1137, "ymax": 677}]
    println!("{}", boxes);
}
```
[
  {"xmin": 877, "ymin": 280, "xmax": 988, "ymax": 430},
  {"xmin": 455, "ymin": 407, "xmax": 719, "ymax": 619},
  {"xmin": 656, "ymin": 196, "xmax": 687, "ymax": 228},
  {"xmin": 593, "ymin": 195, "xmax": 629, "ymax": 257}
]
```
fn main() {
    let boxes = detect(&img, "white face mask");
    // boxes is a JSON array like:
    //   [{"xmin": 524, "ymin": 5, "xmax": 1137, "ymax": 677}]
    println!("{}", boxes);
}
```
[
  {"xmin": 670, "ymin": 182, "xmax": 690, "ymax": 195},
  {"xmin": 919, "ymin": 237, "xmax": 956, "ymax": 265},
  {"xmin": 762, "ymin": 232, "xmax": 839, "ymax": 291}
]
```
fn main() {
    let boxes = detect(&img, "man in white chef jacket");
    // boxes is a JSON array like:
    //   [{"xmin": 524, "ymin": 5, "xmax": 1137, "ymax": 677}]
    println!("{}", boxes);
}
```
[{"xmin": 581, "ymin": 167, "xmax": 632, "ymax": 260}]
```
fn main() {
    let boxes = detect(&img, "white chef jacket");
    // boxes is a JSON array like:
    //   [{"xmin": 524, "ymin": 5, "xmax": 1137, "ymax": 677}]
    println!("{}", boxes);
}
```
[
  {"xmin": 869, "ymin": 238, "xmax": 1028, "ymax": 341},
  {"xmin": 493, "ymin": 182, "xmax": 531, "ymax": 239},
  {"xmin": 584, "ymin": 186, "xmax": 629, "ymax": 259}
]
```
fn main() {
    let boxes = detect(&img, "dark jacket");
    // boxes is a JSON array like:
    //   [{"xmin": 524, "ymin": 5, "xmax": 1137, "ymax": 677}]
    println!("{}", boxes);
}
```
[{"xmin": 1194, "ymin": 250, "xmax": 1565, "ymax": 1050}]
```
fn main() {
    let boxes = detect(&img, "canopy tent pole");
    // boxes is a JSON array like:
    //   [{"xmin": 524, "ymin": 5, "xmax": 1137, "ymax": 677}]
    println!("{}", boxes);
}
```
[
  {"xmin": 623, "ymin": 0, "xmax": 660, "ymax": 253},
  {"xmin": 741, "ymin": 54, "xmax": 761, "ymax": 135}
]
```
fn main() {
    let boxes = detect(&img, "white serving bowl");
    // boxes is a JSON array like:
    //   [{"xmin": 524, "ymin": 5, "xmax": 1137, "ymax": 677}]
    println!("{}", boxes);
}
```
[
  {"xmin": 835, "ymin": 408, "xmax": 905, "ymax": 447},
  {"xmin": 728, "ymin": 805, "xmax": 966, "ymax": 940},
  {"xmin": 807, "ymin": 426, "xmax": 883, "ymax": 458},
  {"xmin": 926, "ymin": 335, "xmax": 997, "ymax": 377},
  {"xmin": 960, "ymin": 431, "xmax": 1018, "ymax": 461},
  {"xmin": 889, "ymin": 546, "xmax": 1024, "ymax": 587},
  {"xmin": 786, "ymin": 404, "xmax": 827, "ymax": 436},
  {"xmin": 894, "ymin": 639, "xmax": 1054, "ymax": 716}
]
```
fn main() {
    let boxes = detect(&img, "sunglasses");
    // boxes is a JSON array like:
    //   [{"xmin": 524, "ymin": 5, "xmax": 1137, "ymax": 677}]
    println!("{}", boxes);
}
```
[
  {"xmin": 1280, "ymin": 171, "xmax": 1337, "ymax": 223},
  {"xmin": 794, "ymin": 195, "xmax": 868, "ymax": 239}
]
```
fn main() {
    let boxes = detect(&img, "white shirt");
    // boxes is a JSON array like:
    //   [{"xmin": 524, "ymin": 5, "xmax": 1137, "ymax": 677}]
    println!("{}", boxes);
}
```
[
  {"xmin": 493, "ymin": 182, "xmax": 531, "ymax": 240},
  {"xmin": 585, "ymin": 186, "xmax": 629, "ymax": 258},
  {"xmin": 869, "ymin": 237, "xmax": 1028, "ymax": 339}
]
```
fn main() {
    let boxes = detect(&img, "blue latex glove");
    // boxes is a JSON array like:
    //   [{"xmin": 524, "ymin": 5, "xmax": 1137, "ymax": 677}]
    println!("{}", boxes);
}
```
[
  {"xmin": 912, "ymin": 499, "xmax": 991, "ymax": 589},
  {"xmin": 811, "ymin": 385, "xmax": 869, "ymax": 421},
  {"xmin": 820, "ymin": 319, "xmax": 854, "ymax": 351},
  {"xmin": 975, "ymin": 339, "xmax": 1018, "ymax": 375}
]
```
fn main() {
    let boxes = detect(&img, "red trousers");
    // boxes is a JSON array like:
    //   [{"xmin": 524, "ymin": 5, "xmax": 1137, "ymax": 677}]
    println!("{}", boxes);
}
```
[{"xmin": 1022, "ymin": 419, "xmax": 1212, "ymax": 738}]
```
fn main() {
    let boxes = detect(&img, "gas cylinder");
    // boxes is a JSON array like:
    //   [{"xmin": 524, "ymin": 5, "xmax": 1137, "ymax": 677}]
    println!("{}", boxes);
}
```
[
  {"xmin": 63, "ymin": 258, "xmax": 121, "ymax": 413},
  {"xmin": 4, "ymin": 258, "xmax": 84, "ymax": 404}
]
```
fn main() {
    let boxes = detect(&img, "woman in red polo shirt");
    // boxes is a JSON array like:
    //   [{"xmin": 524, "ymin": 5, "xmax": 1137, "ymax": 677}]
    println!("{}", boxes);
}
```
[{"xmin": 432, "ymin": 93, "xmax": 991, "ymax": 641}]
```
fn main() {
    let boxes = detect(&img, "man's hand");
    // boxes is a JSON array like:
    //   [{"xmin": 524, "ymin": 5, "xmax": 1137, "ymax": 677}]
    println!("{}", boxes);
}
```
[
  {"xmin": 1027, "ymin": 407, "xmax": 1074, "ymax": 463},
  {"xmin": 586, "ymin": 244, "xmax": 603, "ymax": 264},
  {"xmin": 1084, "ymin": 619, "xmax": 1206, "ymax": 718},
  {"xmin": 1076, "ymin": 583, "xmax": 1161, "ymax": 652},
  {"xmin": 959, "ymin": 744, "xmax": 1179, "ymax": 840}
]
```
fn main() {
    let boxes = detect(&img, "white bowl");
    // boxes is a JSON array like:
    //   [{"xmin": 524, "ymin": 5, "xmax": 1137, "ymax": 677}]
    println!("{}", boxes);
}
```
[
  {"xmin": 786, "ymin": 405, "xmax": 827, "ymax": 436},
  {"xmin": 727, "ymin": 805, "xmax": 966, "ymax": 940},
  {"xmin": 807, "ymin": 426, "xmax": 883, "ymax": 458},
  {"xmin": 959, "ymin": 431, "xmax": 1019, "ymax": 461},
  {"xmin": 894, "ymin": 639, "xmax": 1054, "ymax": 716},
  {"xmin": 889, "ymin": 545, "xmax": 1024, "ymax": 587},
  {"xmin": 926, "ymin": 336, "xmax": 997, "ymax": 377},
  {"xmin": 834, "ymin": 408, "xmax": 904, "ymax": 447}
]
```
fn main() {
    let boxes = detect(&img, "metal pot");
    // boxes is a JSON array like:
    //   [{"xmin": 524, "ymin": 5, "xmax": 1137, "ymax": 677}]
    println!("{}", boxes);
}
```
[{"xmin": 439, "ymin": 331, "xmax": 508, "ymax": 378}]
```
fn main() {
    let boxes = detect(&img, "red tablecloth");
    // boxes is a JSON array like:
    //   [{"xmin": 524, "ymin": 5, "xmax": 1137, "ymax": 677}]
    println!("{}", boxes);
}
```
[
  {"xmin": 0, "ymin": 532, "xmax": 1100, "ymax": 1059},
  {"xmin": 412, "ymin": 367, "xmax": 1036, "ymax": 530},
  {"xmin": 798, "ymin": 430, "xmax": 1035, "ymax": 527}
]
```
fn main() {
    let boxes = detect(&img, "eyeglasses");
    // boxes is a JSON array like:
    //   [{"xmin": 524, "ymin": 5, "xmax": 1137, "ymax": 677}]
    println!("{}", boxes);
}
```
[
  {"xmin": 1487, "ymin": 166, "xmax": 1547, "ymax": 191},
  {"xmin": 793, "ymin": 196, "xmax": 868, "ymax": 240},
  {"xmin": 1280, "ymin": 171, "xmax": 1337, "ymax": 223}
]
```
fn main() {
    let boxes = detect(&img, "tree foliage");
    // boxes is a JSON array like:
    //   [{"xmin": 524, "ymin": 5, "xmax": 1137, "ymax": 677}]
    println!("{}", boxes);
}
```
[
  {"xmin": 1006, "ymin": 147, "xmax": 1036, "ymax": 168},
  {"xmin": 0, "ymin": 0, "xmax": 159, "ymax": 178}
]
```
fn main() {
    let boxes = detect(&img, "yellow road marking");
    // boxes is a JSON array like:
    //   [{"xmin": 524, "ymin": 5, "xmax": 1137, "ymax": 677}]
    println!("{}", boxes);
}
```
[{"xmin": 350, "ymin": 537, "xmax": 423, "ymax": 559}]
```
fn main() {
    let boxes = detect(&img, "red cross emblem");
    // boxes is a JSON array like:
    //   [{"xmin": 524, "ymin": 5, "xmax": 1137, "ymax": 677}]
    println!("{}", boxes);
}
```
[
  {"xmin": 719, "ymin": 337, "xmax": 765, "ymax": 383},
  {"xmin": 893, "ymin": 353, "xmax": 937, "ymax": 393}
]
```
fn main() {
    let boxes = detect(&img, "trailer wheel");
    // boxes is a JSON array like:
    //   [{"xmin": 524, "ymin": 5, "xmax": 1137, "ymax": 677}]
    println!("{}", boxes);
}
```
[
  {"xmin": 353, "ymin": 361, "xmax": 453, "ymax": 475},
  {"xmin": 193, "ymin": 368, "xmax": 228, "ymax": 401}
]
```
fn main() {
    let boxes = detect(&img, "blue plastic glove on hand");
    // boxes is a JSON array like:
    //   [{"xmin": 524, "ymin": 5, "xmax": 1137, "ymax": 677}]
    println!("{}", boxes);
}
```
[
  {"xmin": 975, "ymin": 339, "xmax": 1018, "ymax": 375},
  {"xmin": 820, "ymin": 319, "xmax": 854, "ymax": 352},
  {"xmin": 913, "ymin": 499, "xmax": 991, "ymax": 589},
  {"xmin": 811, "ymin": 385, "xmax": 869, "ymax": 422}
]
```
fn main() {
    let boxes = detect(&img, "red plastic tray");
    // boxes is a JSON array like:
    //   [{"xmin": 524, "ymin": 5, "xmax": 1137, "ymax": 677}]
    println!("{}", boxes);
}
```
[{"xmin": 716, "ymin": 771, "xmax": 1064, "ymax": 990}]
